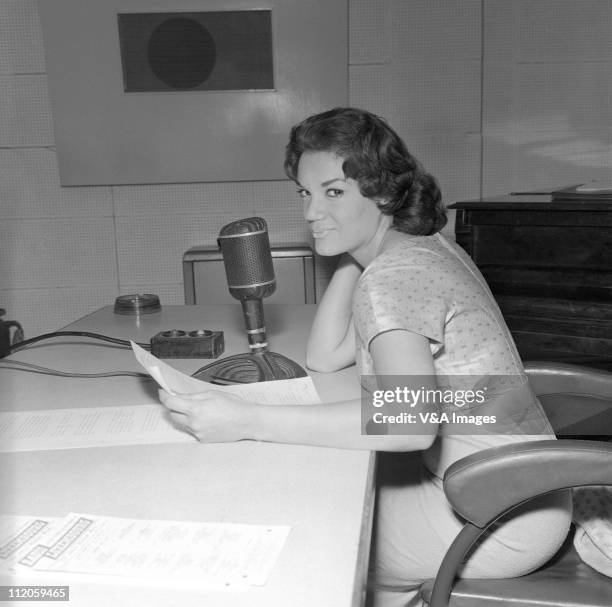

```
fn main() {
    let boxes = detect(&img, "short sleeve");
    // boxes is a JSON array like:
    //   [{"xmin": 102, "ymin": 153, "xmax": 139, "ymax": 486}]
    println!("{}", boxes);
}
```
[{"xmin": 352, "ymin": 263, "xmax": 448, "ymax": 355}]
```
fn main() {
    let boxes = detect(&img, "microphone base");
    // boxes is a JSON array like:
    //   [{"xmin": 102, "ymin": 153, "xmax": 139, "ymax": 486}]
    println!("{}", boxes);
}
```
[{"xmin": 191, "ymin": 351, "xmax": 308, "ymax": 385}]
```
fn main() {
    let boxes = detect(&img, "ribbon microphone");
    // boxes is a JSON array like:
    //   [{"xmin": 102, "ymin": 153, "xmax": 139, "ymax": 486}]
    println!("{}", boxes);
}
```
[{"xmin": 192, "ymin": 217, "xmax": 307, "ymax": 384}]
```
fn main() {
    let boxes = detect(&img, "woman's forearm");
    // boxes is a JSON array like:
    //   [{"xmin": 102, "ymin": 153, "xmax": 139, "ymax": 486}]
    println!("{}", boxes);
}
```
[
  {"xmin": 306, "ymin": 255, "xmax": 363, "ymax": 372},
  {"xmin": 247, "ymin": 398, "xmax": 437, "ymax": 452}
]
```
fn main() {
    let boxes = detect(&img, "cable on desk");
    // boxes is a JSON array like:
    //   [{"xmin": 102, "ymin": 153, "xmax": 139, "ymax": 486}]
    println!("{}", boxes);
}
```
[
  {"xmin": 6, "ymin": 331, "xmax": 151, "ymax": 356},
  {"xmin": 0, "ymin": 359, "xmax": 153, "ymax": 380}
]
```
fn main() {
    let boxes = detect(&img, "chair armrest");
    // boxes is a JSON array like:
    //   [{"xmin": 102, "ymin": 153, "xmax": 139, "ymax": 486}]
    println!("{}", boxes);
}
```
[
  {"xmin": 524, "ymin": 361, "xmax": 612, "ymax": 400},
  {"xmin": 444, "ymin": 439, "xmax": 612, "ymax": 528}
]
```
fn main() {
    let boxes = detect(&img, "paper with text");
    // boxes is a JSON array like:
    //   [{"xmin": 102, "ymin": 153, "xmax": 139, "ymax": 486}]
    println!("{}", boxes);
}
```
[
  {"xmin": 0, "ymin": 515, "xmax": 64, "ymax": 574},
  {"xmin": 0, "ymin": 404, "xmax": 193, "ymax": 453},
  {"xmin": 9, "ymin": 513, "xmax": 290, "ymax": 589},
  {"xmin": 131, "ymin": 341, "xmax": 321, "ymax": 405}
]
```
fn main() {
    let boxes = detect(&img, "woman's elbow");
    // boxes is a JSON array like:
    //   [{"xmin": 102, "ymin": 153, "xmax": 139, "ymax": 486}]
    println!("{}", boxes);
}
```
[
  {"xmin": 305, "ymin": 350, "xmax": 354, "ymax": 373},
  {"xmin": 305, "ymin": 353, "xmax": 345, "ymax": 373}
]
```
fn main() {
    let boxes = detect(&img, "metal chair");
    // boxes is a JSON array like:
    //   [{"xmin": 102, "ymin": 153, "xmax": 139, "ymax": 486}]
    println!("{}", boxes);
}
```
[{"xmin": 420, "ymin": 362, "xmax": 612, "ymax": 607}]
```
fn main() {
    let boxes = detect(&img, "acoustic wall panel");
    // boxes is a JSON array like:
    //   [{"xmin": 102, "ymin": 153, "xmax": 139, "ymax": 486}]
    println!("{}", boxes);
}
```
[
  {"xmin": 0, "ymin": 75, "xmax": 54, "ymax": 146},
  {"xmin": 349, "ymin": 0, "xmax": 390, "ymax": 65},
  {"xmin": 390, "ymin": 0, "xmax": 481, "ymax": 65},
  {"xmin": 482, "ymin": 0, "xmax": 612, "ymax": 195},
  {"xmin": 0, "ymin": 149, "xmax": 112, "ymax": 219},
  {"xmin": 349, "ymin": 64, "xmax": 389, "ymax": 119},
  {"xmin": 0, "ymin": 1, "xmax": 46, "ymax": 74},
  {"xmin": 112, "ymin": 180, "xmax": 256, "ymax": 216},
  {"xmin": 0, "ymin": 218, "xmax": 117, "ymax": 290},
  {"xmin": 114, "ymin": 211, "xmax": 241, "ymax": 284},
  {"xmin": 0, "ymin": 286, "xmax": 121, "ymax": 336},
  {"xmin": 38, "ymin": 0, "xmax": 348, "ymax": 186}
]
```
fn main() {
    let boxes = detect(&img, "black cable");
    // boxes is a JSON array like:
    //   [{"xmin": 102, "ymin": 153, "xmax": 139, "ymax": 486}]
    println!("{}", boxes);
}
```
[
  {"xmin": 0, "ymin": 359, "xmax": 153, "ymax": 380},
  {"xmin": 7, "ymin": 331, "xmax": 151, "ymax": 355}
]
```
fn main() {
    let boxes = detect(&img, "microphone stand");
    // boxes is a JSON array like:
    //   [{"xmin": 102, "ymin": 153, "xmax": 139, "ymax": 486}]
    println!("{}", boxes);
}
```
[
  {"xmin": 192, "ymin": 298, "xmax": 307, "ymax": 385},
  {"xmin": 192, "ymin": 351, "xmax": 307, "ymax": 385}
]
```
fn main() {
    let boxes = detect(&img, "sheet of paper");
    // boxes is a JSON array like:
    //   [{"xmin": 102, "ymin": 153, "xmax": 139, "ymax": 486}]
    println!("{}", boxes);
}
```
[
  {"xmin": 10, "ymin": 513, "xmax": 290, "ymax": 589},
  {"xmin": 0, "ymin": 404, "xmax": 194, "ymax": 453},
  {"xmin": 0, "ymin": 347, "xmax": 320, "ymax": 453},
  {"xmin": 131, "ymin": 342, "xmax": 321, "ymax": 405},
  {"xmin": 575, "ymin": 181, "xmax": 612, "ymax": 193},
  {"xmin": 0, "ymin": 516, "xmax": 64, "ymax": 574}
]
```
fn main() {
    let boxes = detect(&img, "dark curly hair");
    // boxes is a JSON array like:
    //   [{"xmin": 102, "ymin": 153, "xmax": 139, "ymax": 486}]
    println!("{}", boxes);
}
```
[{"xmin": 284, "ymin": 107, "xmax": 447, "ymax": 235}]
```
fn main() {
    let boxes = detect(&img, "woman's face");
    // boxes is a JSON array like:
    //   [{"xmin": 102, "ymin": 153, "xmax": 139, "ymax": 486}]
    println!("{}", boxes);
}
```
[{"xmin": 296, "ymin": 151, "xmax": 387, "ymax": 259}]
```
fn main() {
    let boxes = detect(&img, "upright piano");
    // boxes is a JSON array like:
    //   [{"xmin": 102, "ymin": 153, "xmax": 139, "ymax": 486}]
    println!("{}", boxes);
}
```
[{"xmin": 451, "ymin": 194, "xmax": 612, "ymax": 370}]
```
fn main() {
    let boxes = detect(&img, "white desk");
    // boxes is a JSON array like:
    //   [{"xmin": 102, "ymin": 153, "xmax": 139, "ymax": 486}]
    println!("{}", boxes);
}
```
[{"xmin": 0, "ymin": 304, "xmax": 375, "ymax": 607}]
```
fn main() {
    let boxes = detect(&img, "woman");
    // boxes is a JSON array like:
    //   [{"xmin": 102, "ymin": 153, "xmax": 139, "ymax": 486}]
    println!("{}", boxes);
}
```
[{"xmin": 160, "ymin": 108, "xmax": 571, "ymax": 606}]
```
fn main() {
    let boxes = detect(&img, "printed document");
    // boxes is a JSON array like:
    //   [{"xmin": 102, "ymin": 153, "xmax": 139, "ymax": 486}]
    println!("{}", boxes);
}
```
[
  {"xmin": 2, "ymin": 513, "xmax": 290, "ymax": 589},
  {"xmin": 0, "ymin": 515, "xmax": 64, "ymax": 573},
  {"xmin": 0, "ymin": 404, "xmax": 193, "ymax": 453}
]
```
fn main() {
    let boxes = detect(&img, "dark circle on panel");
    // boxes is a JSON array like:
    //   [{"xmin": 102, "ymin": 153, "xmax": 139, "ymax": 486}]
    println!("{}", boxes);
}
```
[{"xmin": 147, "ymin": 18, "xmax": 216, "ymax": 89}]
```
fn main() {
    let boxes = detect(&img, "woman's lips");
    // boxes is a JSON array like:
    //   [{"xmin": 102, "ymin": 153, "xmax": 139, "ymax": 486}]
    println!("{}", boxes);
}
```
[{"xmin": 311, "ymin": 228, "xmax": 332, "ymax": 238}]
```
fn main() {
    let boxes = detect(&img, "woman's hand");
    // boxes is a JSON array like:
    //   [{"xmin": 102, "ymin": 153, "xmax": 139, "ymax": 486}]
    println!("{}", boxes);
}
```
[{"xmin": 158, "ymin": 389, "xmax": 255, "ymax": 443}]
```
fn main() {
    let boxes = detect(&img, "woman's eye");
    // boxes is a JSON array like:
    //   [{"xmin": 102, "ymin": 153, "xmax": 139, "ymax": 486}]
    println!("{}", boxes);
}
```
[
  {"xmin": 326, "ymin": 188, "xmax": 344, "ymax": 198},
  {"xmin": 297, "ymin": 188, "xmax": 310, "ymax": 199}
]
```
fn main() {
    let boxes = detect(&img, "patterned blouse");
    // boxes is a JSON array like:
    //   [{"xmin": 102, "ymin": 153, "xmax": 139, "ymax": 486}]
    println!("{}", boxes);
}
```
[{"xmin": 352, "ymin": 232, "xmax": 555, "ymax": 477}]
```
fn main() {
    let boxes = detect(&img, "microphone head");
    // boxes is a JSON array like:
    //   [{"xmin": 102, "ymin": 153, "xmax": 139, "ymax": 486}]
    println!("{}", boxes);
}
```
[{"xmin": 218, "ymin": 217, "xmax": 276, "ymax": 301}]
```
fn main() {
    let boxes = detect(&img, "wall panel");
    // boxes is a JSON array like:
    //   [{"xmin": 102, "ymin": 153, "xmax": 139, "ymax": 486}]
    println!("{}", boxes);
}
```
[
  {"xmin": 0, "ymin": 218, "xmax": 117, "ymax": 289},
  {"xmin": 349, "ymin": 64, "xmax": 389, "ymax": 117},
  {"xmin": 112, "ymin": 181, "xmax": 256, "ymax": 217},
  {"xmin": 0, "ymin": 1, "xmax": 45, "ymax": 74},
  {"xmin": 0, "ymin": 149, "xmax": 112, "ymax": 219},
  {"xmin": 349, "ymin": 0, "xmax": 390, "ymax": 64},
  {"xmin": 0, "ymin": 286, "xmax": 120, "ymax": 336},
  {"xmin": 389, "ymin": 61, "xmax": 481, "ymax": 134},
  {"xmin": 0, "ymin": 76, "xmax": 54, "ymax": 146},
  {"xmin": 391, "ymin": 0, "xmax": 481, "ymax": 64},
  {"xmin": 115, "ymin": 212, "xmax": 240, "ymax": 285},
  {"xmin": 483, "ymin": 0, "xmax": 612, "ymax": 195}
]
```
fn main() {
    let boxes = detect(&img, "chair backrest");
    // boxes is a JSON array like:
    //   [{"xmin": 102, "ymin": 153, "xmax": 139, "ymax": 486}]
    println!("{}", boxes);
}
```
[{"xmin": 524, "ymin": 361, "xmax": 612, "ymax": 436}]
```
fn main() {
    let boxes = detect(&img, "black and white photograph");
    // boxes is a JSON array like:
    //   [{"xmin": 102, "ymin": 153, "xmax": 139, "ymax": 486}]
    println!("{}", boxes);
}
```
[{"xmin": 1, "ymin": 1, "xmax": 611, "ymax": 606}]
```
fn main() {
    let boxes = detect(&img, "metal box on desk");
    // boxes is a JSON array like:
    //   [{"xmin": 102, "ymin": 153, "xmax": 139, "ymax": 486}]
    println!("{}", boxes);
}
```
[{"xmin": 183, "ymin": 243, "xmax": 316, "ymax": 305}]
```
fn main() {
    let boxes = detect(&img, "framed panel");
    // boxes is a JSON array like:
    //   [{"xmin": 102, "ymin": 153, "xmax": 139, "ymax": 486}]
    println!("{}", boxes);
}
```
[
  {"xmin": 38, "ymin": 0, "xmax": 348, "ymax": 185},
  {"xmin": 117, "ymin": 11, "xmax": 274, "ymax": 92}
]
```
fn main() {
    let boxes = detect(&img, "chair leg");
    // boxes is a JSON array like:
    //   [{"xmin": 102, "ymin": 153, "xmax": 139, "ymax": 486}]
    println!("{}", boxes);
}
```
[{"xmin": 428, "ymin": 523, "xmax": 484, "ymax": 607}]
